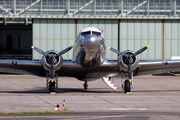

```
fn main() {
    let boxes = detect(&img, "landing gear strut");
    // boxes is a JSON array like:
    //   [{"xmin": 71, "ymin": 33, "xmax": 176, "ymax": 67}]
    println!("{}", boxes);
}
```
[
  {"xmin": 121, "ymin": 72, "xmax": 133, "ymax": 93},
  {"xmin": 83, "ymin": 81, "xmax": 88, "ymax": 89},
  {"xmin": 46, "ymin": 71, "xmax": 58, "ymax": 93}
]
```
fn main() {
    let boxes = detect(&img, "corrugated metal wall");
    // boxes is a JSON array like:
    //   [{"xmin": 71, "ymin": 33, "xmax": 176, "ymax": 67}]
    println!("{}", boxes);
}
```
[
  {"xmin": 33, "ymin": 19, "xmax": 75, "ymax": 60},
  {"xmin": 33, "ymin": 19, "xmax": 180, "ymax": 61},
  {"xmin": 33, "ymin": 19, "xmax": 119, "ymax": 60},
  {"xmin": 120, "ymin": 20, "xmax": 163, "ymax": 60},
  {"xmin": 164, "ymin": 20, "xmax": 180, "ymax": 60}
]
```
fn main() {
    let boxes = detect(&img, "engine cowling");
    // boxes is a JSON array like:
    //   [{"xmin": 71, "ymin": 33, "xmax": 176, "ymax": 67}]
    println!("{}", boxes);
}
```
[
  {"xmin": 118, "ymin": 50, "xmax": 139, "ymax": 72},
  {"xmin": 41, "ymin": 50, "xmax": 63, "ymax": 72}
]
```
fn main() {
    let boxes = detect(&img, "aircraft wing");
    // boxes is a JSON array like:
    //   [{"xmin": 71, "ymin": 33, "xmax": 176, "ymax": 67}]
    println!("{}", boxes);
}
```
[
  {"xmin": 135, "ymin": 60, "xmax": 180, "ymax": 76},
  {"xmin": 0, "ymin": 59, "xmax": 80, "ymax": 76},
  {"xmin": 1, "ymin": 59, "xmax": 180, "ymax": 77},
  {"xmin": 97, "ymin": 60, "xmax": 180, "ymax": 77},
  {"xmin": 0, "ymin": 60, "xmax": 42, "ymax": 75},
  {"xmin": 0, "ymin": 59, "xmax": 119, "ymax": 78}
]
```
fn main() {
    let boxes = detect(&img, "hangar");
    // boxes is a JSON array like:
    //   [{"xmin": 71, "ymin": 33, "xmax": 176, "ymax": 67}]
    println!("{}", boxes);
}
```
[{"xmin": 0, "ymin": 0, "xmax": 179, "ymax": 61}]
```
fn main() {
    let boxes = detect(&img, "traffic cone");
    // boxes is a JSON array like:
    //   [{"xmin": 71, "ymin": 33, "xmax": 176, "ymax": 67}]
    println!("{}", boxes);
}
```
[{"xmin": 54, "ymin": 104, "xmax": 61, "ymax": 111}]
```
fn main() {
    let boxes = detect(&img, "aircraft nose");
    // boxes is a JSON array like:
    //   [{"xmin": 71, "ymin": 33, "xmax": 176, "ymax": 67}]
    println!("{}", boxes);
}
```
[{"xmin": 84, "ymin": 35, "xmax": 100, "ymax": 49}]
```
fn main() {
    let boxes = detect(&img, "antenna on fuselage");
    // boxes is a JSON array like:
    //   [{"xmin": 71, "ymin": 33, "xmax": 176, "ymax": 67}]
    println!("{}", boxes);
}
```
[
  {"xmin": 88, "ymin": 25, "xmax": 92, "ymax": 28},
  {"xmin": 100, "ymin": 27, "xmax": 104, "ymax": 37},
  {"xmin": 100, "ymin": 27, "xmax": 104, "ymax": 34}
]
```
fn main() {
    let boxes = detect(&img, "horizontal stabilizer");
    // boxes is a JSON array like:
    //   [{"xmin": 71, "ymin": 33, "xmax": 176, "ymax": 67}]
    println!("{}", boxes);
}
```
[{"xmin": 171, "ymin": 56, "xmax": 180, "ymax": 60}]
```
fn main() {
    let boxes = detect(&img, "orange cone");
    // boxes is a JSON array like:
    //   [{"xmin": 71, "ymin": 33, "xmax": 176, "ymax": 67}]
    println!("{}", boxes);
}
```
[{"xmin": 54, "ymin": 104, "xmax": 61, "ymax": 111}]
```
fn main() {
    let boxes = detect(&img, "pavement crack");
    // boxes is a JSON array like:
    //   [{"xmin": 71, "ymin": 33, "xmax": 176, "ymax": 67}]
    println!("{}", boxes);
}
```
[
  {"xmin": 35, "ymin": 96, "xmax": 54, "ymax": 107},
  {"xmin": 94, "ymin": 96, "xmax": 121, "ymax": 107},
  {"xmin": 4, "ymin": 79, "xmax": 22, "ymax": 96},
  {"xmin": 157, "ymin": 96, "xmax": 180, "ymax": 103},
  {"xmin": 6, "ymin": 79, "xmax": 26, "ymax": 89},
  {"xmin": 14, "ymin": 116, "xmax": 18, "ymax": 120}
]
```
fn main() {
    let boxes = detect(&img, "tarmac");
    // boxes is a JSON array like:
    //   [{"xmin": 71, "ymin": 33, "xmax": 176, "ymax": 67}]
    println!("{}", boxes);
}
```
[{"xmin": 0, "ymin": 74, "xmax": 180, "ymax": 119}]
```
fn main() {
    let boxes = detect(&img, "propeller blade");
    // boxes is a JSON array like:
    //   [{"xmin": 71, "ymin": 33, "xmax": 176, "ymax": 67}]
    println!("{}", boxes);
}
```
[
  {"xmin": 50, "ymin": 63, "xmax": 54, "ymax": 79},
  {"xmin": 57, "ymin": 46, "xmax": 73, "ymax": 56},
  {"xmin": 134, "ymin": 45, "xmax": 149, "ymax": 56},
  {"xmin": 108, "ymin": 47, "xmax": 123, "ymax": 55},
  {"xmin": 99, "ymin": 45, "xmax": 102, "ymax": 53},
  {"xmin": 31, "ymin": 46, "xmax": 48, "ymax": 56},
  {"xmin": 128, "ymin": 63, "xmax": 132, "ymax": 80}
]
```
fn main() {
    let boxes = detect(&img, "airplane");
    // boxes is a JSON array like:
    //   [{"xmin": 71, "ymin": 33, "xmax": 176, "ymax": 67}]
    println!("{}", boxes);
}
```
[{"xmin": 1, "ymin": 25, "xmax": 180, "ymax": 94}]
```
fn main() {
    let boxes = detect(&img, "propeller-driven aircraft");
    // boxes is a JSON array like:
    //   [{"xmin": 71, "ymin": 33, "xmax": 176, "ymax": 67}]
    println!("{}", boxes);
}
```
[{"xmin": 1, "ymin": 25, "xmax": 180, "ymax": 94}]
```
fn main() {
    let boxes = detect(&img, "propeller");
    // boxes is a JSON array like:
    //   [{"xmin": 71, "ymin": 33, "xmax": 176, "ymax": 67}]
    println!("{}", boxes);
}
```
[
  {"xmin": 57, "ymin": 46, "xmax": 73, "ymax": 56},
  {"xmin": 31, "ymin": 46, "xmax": 73, "ymax": 57},
  {"xmin": 31, "ymin": 46, "xmax": 73, "ymax": 80},
  {"xmin": 32, "ymin": 46, "xmax": 73, "ymax": 65},
  {"xmin": 108, "ymin": 47, "xmax": 123, "ymax": 56},
  {"xmin": 50, "ymin": 62, "xmax": 54, "ymax": 80},
  {"xmin": 133, "ymin": 45, "xmax": 149, "ymax": 56},
  {"xmin": 108, "ymin": 45, "xmax": 149, "ymax": 82},
  {"xmin": 31, "ymin": 46, "xmax": 49, "ymax": 56}
]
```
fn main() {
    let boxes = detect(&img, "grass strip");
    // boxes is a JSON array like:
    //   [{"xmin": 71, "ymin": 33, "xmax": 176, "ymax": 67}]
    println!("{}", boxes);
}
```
[{"xmin": 0, "ymin": 109, "xmax": 75, "ymax": 114}]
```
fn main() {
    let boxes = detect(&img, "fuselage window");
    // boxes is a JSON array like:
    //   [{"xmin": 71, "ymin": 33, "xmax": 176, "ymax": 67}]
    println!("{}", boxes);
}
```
[
  {"xmin": 81, "ymin": 31, "xmax": 91, "ymax": 36},
  {"xmin": 92, "ymin": 31, "xmax": 101, "ymax": 36}
]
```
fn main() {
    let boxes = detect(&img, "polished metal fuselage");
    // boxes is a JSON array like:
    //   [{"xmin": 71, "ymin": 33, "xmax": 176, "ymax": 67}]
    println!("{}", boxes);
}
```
[
  {"xmin": 73, "ymin": 32, "xmax": 106, "ymax": 68},
  {"xmin": 64, "ymin": 28, "xmax": 112, "ymax": 81}
]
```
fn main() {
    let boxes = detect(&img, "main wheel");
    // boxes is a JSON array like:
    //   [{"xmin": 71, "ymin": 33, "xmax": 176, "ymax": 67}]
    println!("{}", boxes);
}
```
[
  {"xmin": 124, "ymin": 80, "xmax": 131, "ymax": 93},
  {"xmin": 83, "ymin": 82, "xmax": 88, "ymax": 89},
  {"xmin": 49, "ymin": 81, "xmax": 55, "ymax": 93}
]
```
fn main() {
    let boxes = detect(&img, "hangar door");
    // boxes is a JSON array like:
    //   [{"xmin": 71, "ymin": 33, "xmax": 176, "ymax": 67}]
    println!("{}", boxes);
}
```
[
  {"xmin": 33, "ymin": 19, "xmax": 75, "ymax": 60},
  {"xmin": 120, "ymin": 20, "xmax": 163, "ymax": 60},
  {"xmin": 77, "ymin": 19, "xmax": 119, "ymax": 60},
  {"xmin": 164, "ymin": 20, "xmax": 180, "ymax": 60}
]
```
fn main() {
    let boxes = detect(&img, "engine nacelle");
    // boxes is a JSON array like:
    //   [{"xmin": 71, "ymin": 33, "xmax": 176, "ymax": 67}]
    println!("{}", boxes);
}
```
[
  {"xmin": 41, "ymin": 50, "xmax": 63, "ymax": 72},
  {"xmin": 118, "ymin": 50, "xmax": 139, "ymax": 72}
]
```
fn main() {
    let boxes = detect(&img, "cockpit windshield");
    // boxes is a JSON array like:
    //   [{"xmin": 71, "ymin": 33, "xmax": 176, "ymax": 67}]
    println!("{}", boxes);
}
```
[
  {"xmin": 81, "ymin": 31, "xmax": 91, "ymax": 36},
  {"xmin": 92, "ymin": 31, "xmax": 101, "ymax": 36}
]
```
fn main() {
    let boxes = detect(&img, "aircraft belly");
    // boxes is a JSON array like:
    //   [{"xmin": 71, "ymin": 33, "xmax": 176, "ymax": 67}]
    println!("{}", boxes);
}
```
[{"xmin": 59, "ymin": 65, "xmax": 120, "ymax": 81}]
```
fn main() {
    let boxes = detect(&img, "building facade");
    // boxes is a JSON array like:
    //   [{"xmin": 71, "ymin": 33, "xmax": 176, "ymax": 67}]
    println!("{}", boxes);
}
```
[{"xmin": 0, "ymin": 0, "xmax": 180, "ymax": 60}]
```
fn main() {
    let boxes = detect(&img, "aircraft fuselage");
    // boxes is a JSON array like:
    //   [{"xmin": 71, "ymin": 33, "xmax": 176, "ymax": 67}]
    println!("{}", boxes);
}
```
[{"xmin": 73, "ymin": 26, "xmax": 106, "ymax": 68}]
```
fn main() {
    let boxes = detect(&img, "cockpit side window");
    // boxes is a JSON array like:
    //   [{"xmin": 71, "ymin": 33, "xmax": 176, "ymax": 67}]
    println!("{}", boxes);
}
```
[
  {"xmin": 81, "ymin": 31, "xmax": 91, "ymax": 36},
  {"xmin": 92, "ymin": 31, "xmax": 101, "ymax": 36}
]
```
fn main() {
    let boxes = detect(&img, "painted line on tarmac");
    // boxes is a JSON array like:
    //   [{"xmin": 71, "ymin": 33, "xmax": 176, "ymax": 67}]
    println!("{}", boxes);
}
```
[
  {"xmin": 110, "ymin": 108, "xmax": 149, "ymax": 110},
  {"xmin": 60, "ymin": 115, "xmax": 145, "ymax": 120}
]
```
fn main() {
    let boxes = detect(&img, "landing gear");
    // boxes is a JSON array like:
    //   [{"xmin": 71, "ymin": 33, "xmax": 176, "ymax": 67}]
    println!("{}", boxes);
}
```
[
  {"xmin": 49, "ymin": 80, "xmax": 55, "ymax": 93},
  {"xmin": 46, "ymin": 71, "xmax": 58, "ymax": 93},
  {"xmin": 121, "ymin": 72, "xmax": 133, "ymax": 93},
  {"xmin": 83, "ymin": 81, "xmax": 88, "ymax": 89},
  {"xmin": 124, "ymin": 80, "xmax": 131, "ymax": 93}
]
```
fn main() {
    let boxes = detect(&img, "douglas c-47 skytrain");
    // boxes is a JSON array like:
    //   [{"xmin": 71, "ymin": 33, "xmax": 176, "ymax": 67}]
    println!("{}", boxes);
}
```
[{"xmin": 1, "ymin": 25, "xmax": 180, "ymax": 94}]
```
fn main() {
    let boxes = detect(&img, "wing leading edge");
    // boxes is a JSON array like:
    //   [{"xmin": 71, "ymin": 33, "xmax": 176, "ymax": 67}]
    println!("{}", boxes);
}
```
[
  {"xmin": 0, "ymin": 59, "xmax": 79, "ymax": 76},
  {"xmin": 1, "ymin": 59, "xmax": 180, "ymax": 77},
  {"xmin": 94, "ymin": 60, "xmax": 180, "ymax": 77},
  {"xmin": 135, "ymin": 60, "xmax": 180, "ymax": 76},
  {"xmin": 0, "ymin": 60, "xmax": 42, "ymax": 75}
]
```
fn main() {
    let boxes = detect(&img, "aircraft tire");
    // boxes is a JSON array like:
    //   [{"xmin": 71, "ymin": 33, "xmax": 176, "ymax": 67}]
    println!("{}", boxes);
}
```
[
  {"xmin": 124, "ymin": 80, "xmax": 131, "ymax": 93},
  {"xmin": 83, "ymin": 83, "xmax": 88, "ymax": 89},
  {"xmin": 49, "ymin": 81, "xmax": 55, "ymax": 93}
]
